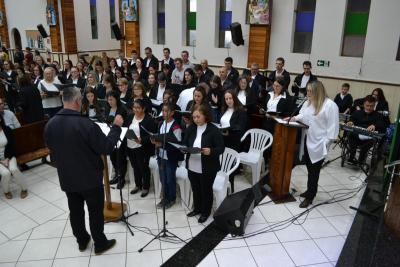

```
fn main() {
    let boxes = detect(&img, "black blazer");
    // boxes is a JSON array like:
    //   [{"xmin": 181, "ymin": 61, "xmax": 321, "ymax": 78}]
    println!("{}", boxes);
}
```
[
  {"xmin": 144, "ymin": 56, "xmax": 159, "ymax": 70},
  {"xmin": 125, "ymin": 114, "xmax": 156, "ymax": 157},
  {"xmin": 264, "ymin": 93, "xmax": 291, "ymax": 117},
  {"xmin": 292, "ymin": 73, "xmax": 318, "ymax": 96},
  {"xmin": 268, "ymin": 70, "xmax": 291, "ymax": 89},
  {"xmin": 44, "ymin": 109, "xmax": 121, "ymax": 192},
  {"xmin": 334, "ymin": 93, "xmax": 353, "ymax": 113},
  {"xmin": 3, "ymin": 126, "xmax": 16, "ymax": 159},
  {"xmin": 183, "ymin": 123, "xmax": 224, "ymax": 176},
  {"xmin": 105, "ymin": 103, "xmax": 128, "ymax": 123},
  {"xmin": 67, "ymin": 77, "xmax": 86, "ymax": 90},
  {"xmin": 137, "ymin": 69, "xmax": 149, "ymax": 81},
  {"xmin": 204, "ymin": 68, "xmax": 214, "ymax": 82},
  {"xmin": 17, "ymin": 85, "xmax": 45, "ymax": 124},
  {"xmin": 222, "ymin": 79, "xmax": 234, "ymax": 91},
  {"xmin": 236, "ymin": 89, "xmax": 257, "ymax": 114},
  {"xmin": 227, "ymin": 68, "xmax": 239, "ymax": 84},
  {"xmin": 162, "ymin": 58, "xmax": 175, "ymax": 70}
]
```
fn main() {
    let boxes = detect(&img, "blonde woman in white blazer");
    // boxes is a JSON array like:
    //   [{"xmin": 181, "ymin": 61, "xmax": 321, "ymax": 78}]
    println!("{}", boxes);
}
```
[{"xmin": 286, "ymin": 81, "xmax": 339, "ymax": 208}]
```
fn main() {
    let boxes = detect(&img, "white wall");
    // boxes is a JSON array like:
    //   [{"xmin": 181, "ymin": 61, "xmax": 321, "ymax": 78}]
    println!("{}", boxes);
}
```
[
  {"xmin": 4, "ymin": 0, "xmax": 50, "ymax": 50},
  {"xmin": 73, "ymin": 0, "xmax": 120, "ymax": 52},
  {"xmin": 268, "ymin": 0, "xmax": 400, "ymax": 84},
  {"xmin": 139, "ymin": 0, "xmax": 250, "ymax": 67}
]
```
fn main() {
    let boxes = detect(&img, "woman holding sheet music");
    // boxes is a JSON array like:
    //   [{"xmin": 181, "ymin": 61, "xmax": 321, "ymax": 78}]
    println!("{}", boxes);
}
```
[
  {"xmin": 106, "ymin": 90, "xmax": 129, "ymax": 189},
  {"xmin": 184, "ymin": 105, "xmax": 224, "ymax": 223},
  {"xmin": 38, "ymin": 67, "xmax": 63, "ymax": 118},
  {"xmin": 184, "ymin": 85, "xmax": 212, "ymax": 125},
  {"xmin": 220, "ymin": 90, "xmax": 247, "ymax": 192},
  {"xmin": 126, "ymin": 99, "xmax": 156, "ymax": 197},
  {"xmin": 285, "ymin": 81, "xmax": 339, "ymax": 208},
  {"xmin": 260, "ymin": 78, "xmax": 291, "ymax": 134},
  {"xmin": 235, "ymin": 75, "xmax": 257, "ymax": 115}
]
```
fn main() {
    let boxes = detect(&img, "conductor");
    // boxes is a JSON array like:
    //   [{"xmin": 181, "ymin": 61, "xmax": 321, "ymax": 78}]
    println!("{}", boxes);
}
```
[{"xmin": 44, "ymin": 86, "xmax": 124, "ymax": 255}]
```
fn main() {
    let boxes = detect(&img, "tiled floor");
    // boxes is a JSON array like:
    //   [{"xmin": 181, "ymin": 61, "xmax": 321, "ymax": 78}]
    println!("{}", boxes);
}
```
[{"xmin": 0, "ymin": 148, "xmax": 365, "ymax": 267}]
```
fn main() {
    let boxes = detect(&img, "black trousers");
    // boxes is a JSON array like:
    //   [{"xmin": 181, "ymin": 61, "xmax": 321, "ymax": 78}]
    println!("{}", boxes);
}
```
[
  {"xmin": 348, "ymin": 133, "xmax": 374, "ymax": 164},
  {"xmin": 188, "ymin": 170, "xmax": 216, "ymax": 217},
  {"xmin": 110, "ymin": 146, "xmax": 127, "ymax": 180},
  {"xmin": 66, "ymin": 186, "xmax": 107, "ymax": 248},
  {"xmin": 126, "ymin": 147, "xmax": 151, "ymax": 190},
  {"xmin": 303, "ymin": 143, "xmax": 324, "ymax": 200}
]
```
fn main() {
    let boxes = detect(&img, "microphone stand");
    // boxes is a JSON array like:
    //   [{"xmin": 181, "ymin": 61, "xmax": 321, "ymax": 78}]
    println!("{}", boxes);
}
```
[
  {"xmin": 103, "ymin": 119, "xmax": 138, "ymax": 237},
  {"xmin": 287, "ymin": 97, "xmax": 307, "ymax": 124},
  {"xmin": 138, "ymin": 108, "xmax": 186, "ymax": 252}
]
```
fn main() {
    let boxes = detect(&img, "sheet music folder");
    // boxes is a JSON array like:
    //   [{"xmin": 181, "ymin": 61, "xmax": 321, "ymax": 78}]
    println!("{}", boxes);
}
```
[{"xmin": 168, "ymin": 142, "xmax": 202, "ymax": 154}]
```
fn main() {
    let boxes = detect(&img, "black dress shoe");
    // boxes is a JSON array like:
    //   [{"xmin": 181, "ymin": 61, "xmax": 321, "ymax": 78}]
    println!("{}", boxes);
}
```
[
  {"xmin": 78, "ymin": 237, "xmax": 91, "ymax": 252},
  {"xmin": 299, "ymin": 198, "xmax": 313, "ymax": 208},
  {"xmin": 140, "ymin": 190, "xmax": 149, "ymax": 198},
  {"xmin": 130, "ymin": 187, "xmax": 141, "ymax": 194},
  {"xmin": 109, "ymin": 176, "xmax": 119, "ymax": 185},
  {"xmin": 187, "ymin": 210, "xmax": 201, "ymax": 217},
  {"xmin": 94, "ymin": 239, "xmax": 116, "ymax": 255},
  {"xmin": 198, "ymin": 215, "xmax": 209, "ymax": 223}
]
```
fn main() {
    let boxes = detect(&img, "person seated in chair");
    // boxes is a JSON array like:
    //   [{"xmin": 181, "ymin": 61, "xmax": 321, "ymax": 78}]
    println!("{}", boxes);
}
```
[{"xmin": 346, "ymin": 95, "xmax": 386, "ymax": 165}]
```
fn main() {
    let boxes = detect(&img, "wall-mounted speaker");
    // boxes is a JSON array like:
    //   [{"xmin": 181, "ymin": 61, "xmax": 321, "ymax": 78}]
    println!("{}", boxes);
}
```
[
  {"xmin": 230, "ymin": 22, "xmax": 244, "ymax": 46},
  {"xmin": 111, "ymin": 22, "xmax": 123, "ymax": 41},
  {"xmin": 37, "ymin": 24, "xmax": 49, "ymax": 38}
]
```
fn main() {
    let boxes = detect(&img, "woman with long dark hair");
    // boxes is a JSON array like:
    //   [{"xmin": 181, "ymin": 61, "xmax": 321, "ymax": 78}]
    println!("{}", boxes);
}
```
[
  {"xmin": 81, "ymin": 87, "xmax": 101, "ymax": 119},
  {"xmin": 235, "ymin": 75, "xmax": 257, "ymax": 115}
]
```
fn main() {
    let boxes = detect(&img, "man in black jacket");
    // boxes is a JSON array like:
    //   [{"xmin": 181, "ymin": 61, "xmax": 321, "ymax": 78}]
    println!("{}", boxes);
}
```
[
  {"xmin": 44, "ymin": 86, "xmax": 123, "ymax": 255},
  {"xmin": 225, "ymin": 57, "xmax": 239, "ymax": 87},
  {"xmin": 292, "ymin": 61, "xmax": 318, "ymax": 97},
  {"xmin": 143, "ymin": 47, "xmax": 159, "ymax": 71},
  {"xmin": 268, "ymin": 57, "xmax": 291, "ymax": 90}
]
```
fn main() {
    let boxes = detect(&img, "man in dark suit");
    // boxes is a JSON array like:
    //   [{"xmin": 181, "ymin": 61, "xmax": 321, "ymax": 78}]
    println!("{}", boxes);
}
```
[
  {"xmin": 200, "ymin": 59, "xmax": 214, "ymax": 81},
  {"xmin": 292, "ymin": 61, "xmax": 318, "ymax": 97},
  {"xmin": 194, "ymin": 64, "xmax": 208, "ymax": 85},
  {"xmin": 44, "ymin": 86, "xmax": 123, "ymax": 255},
  {"xmin": 143, "ymin": 47, "xmax": 159, "ymax": 71},
  {"xmin": 268, "ymin": 57, "xmax": 291, "ymax": 90},
  {"xmin": 334, "ymin": 83, "xmax": 353, "ymax": 114},
  {"xmin": 162, "ymin": 47, "xmax": 175, "ymax": 70},
  {"xmin": 224, "ymin": 57, "xmax": 239, "ymax": 86},
  {"xmin": 243, "ymin": 62, "xmax": 267, "ymax": 95}
]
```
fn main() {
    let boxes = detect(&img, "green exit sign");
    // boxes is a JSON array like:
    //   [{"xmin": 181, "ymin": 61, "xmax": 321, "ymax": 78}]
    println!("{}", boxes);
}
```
[{"xmin": 317, "ymin": 60, "xmax": 330, "ymax": 67}]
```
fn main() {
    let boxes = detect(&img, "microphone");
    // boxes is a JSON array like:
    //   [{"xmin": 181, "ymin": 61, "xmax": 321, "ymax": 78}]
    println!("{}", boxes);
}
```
[{"xmin": 287, "ymin": 97, "xmax": 307, "ymax": 124}]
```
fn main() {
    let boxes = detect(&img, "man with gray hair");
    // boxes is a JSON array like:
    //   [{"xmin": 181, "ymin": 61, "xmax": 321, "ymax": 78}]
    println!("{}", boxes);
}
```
[{"xmin": 44, "ymin": 86, "xmax": 124, "ymax": 255}]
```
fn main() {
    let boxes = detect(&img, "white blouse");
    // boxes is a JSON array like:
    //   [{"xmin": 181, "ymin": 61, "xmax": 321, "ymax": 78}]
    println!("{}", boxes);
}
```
[
  {"xmin": 220, "ymin": 108, "xmax": 234, "ymax": 128},
  {"xmin": 127, "ymin": 117, "xmax": 143, "ymax": 149},
  {"xmin": 266, "ymin": 92, "xmax": 286, "ymax": 112},
  {"xmin": 238, "ymin": 90, "xmax": 246, "ymax": 106},
  {"xmin": 188, "ymin": 124, "xmax": 207, "ymax": 173},
  {"xmin": 0, "ymin": 130, "xmax": 7, "ymax": 160},
  {"xmin": 295, "ymin": 98, "xmax": 339, "ymax": 163}
]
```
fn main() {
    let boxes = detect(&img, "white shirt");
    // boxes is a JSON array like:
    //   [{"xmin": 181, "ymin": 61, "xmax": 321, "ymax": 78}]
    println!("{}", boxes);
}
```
[
  {"xmin": 266, "ymin": 92, "xmax": 286, "ymax": 112},
  {"xmin": 2, "ymin": 110, "xmax": 21, "ymax": 129},
  {"xmin": 220, "ymin": 108, "xmax": 234, "ymax": 128},
  {"xmin": 116, "ymin": 58, "xmax": 123, "ymax": 67},
  {"xmin": 300, "ymin": 75, "xmax": 310, "ymax": 88},
  {"xmin": 38, "ymin": 79, "xmax": 62, "ymax": 109},
  {"xmin": 177, "ymin": 87, "xmax": 195, "ymax": 111},
  {"xmin": 127, "ymin": 117, "xmax": 143, "ymax": 149},
  {"xmin": 295, "ymin": 98, "xmax": 339, "ymax": 163},
  {"xmin": 0, "ymin": 130, "xmax": 7, "ymax": 160},
  {"xmin": 188, "ymin": 124, "xmax": 207, "ymax": 173},
  {"xmin": 156, "ymin": 85, "xmax": 166, "ymax": 102},
  {"xmin": 238, "ymin": 90, "xmax": 247, "ymax": 106}
]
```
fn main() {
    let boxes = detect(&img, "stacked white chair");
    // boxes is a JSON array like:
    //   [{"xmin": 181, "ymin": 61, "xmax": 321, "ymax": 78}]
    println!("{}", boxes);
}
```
[
  {"xmin": 239, "ymin": 129, "xmax": 273, "ymax": 185},
  {"xmin": 176, "ymin": 161, "xmax": 191, "ymax": 208},
  {"xmin": 149, "ymin": 156, "xmax": 162, "ymax": 198},
  {"xmin": 212, "ymin": 148, "xmax": 240, "ymax": 208}
]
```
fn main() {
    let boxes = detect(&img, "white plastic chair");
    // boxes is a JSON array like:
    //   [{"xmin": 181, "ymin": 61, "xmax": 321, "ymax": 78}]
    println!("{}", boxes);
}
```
[
  {"xmin": 212, "ymin": 148, "xmax": 240, "ymax": 208},
  {"xmin": 176, "ymin": 161, "xmax": 191, "ymax": 208},
  {"xmin": 239, "ymin": 129, "xmax": 273, "ymax": 185},
  {"xmin": 149, "ymin": 156, "xmax": 162, "ymax": 198}
]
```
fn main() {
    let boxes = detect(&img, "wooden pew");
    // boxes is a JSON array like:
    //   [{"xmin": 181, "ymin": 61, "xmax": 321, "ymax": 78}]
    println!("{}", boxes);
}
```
[{"xmin": 13, "ymin": 120, "xmax": 50, "ymax": 165}]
